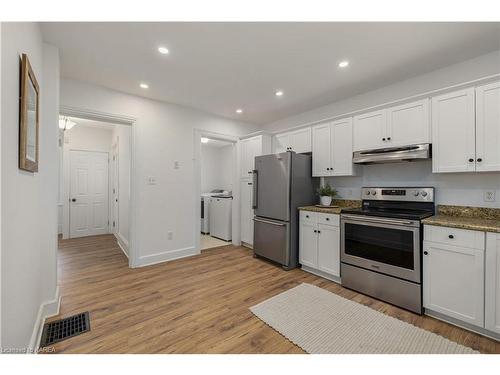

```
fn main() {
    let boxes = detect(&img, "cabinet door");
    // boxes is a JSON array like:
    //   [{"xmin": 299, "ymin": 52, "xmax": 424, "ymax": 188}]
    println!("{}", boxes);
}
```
[
  {"xmin": 431, "ymin": 88, "xmax": 476, "ymax": 173},
  {"xmin": 317, "ymin": 224, "xmax": 340, "ymax": 277},
  {"xmin": 240, "ymin": 179, "xmax": 254, "ymax": 245},
  {"xmin": 299, "ymin": 222, "xmax": 318, "ymax": 268},
  {"xmin": 353, "ymin": 110, "xmax": 386, "ymax": 151},
  {"xmin": 312, "ymin": 123, "xmax": 332, "ymax": 177},
  {"xmin": 423, "ymin": 241, "xmax": 484, "ymax": 327},
  {"xmin": 273, "ymin": 133, "xmax": 290, "ymax": 154},
  {"xmin": 386, "ymin": 99, "xmax": 430, "ymax": 147},
  {"xmin": 486, "ymin": 233, "xmax": 500, "ymax": 334},
  {"xmin": 290, "ymin": 127, "xmax": 312, "ymax": 153},
  {"xmin": 331, "ymin": 117, "xmax": 355, "ymax": 176},
  {"xmin": 240, "ymin": 139, "xmax": 251, "ymax": 178},
  {"xmin": 476, "ymin": 81, "xmax": 500, "ymax": 172}
]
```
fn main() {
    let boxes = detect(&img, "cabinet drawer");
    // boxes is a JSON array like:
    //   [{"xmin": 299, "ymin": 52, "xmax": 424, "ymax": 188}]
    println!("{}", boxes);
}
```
[
  {"xmin": 424, "ymin": 225, "xmax": 485, "ymax": 249},
  {"xmin": 300, "ymin": 211, "xmax": 317, "ymax": 225},
  {"xmin": 317, "ymin": 212, "xmax": 339, "ymax": 226}
]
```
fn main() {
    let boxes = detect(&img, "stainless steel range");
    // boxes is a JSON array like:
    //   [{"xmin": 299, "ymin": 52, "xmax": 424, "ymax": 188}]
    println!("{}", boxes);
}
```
[{"xmin": 340, "ymin": 187, "xmax": 435, "ymax": 314}]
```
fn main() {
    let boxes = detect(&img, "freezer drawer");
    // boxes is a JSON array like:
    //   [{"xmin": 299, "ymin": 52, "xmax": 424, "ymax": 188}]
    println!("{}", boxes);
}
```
[{"xmin": 253, "ymin": 217, "xmax": 290, "ymax": 266}]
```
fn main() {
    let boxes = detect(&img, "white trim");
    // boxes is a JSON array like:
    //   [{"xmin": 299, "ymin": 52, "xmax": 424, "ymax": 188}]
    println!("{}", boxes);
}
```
[
  {"xmin": 59, "ymin": 105, "xmax": 137, "ymax": 269},
  {"xmin": 193, "ymin": 129, "xmax": 240, "ymax": 254},
  {"xmin": 267, "ymin": 73, "xmax": 500, "ymax": 134},
  {"xmin": 239, "ymin": 130, "xmax": 273, "ymax": 140},
  {"xmin": 136, "ymin": 246, "xmax": 197, "ymax": 268},
  {"xmin": 301, "ymin": 265, "xmax": 342, "ymax": 284},
  {"xmin": 425, "ymin": 308, "xmax": 500, "ymax": 343},
  {"xmin": 115, "ymin": 232, "xmax": 129, "ymax": 258},
  {"xmin": 28, "ymin": 287, "xmax": 61, "ymax": 354}
]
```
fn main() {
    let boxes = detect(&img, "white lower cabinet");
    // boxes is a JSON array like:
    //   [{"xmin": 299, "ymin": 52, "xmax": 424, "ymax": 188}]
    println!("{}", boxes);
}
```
[
  {"xmin": 299, "ymin": 211, "xmax": 340, "ymax": 280},
  {"xmin": 486, "ymin": 232, "xmax": 500, "ymax": 334},
  {"xmin": 423, "ymin": 225, "xmax": 485, "ymax": 328}
]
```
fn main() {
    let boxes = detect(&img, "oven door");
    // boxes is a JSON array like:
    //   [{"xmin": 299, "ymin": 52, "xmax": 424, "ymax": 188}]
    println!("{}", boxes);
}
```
[{"xmin": 341, "ymin": 215, "xmax": 421, "ymax": 283}]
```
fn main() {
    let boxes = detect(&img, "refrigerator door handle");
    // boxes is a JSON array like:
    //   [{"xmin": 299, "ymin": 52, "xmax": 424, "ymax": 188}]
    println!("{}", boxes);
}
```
[
  {"xmin": 253, "ymin": 218, "xmax": 286, "ymax": 226},
  {"xmin": 252, "ymin": 169, "xmax": 258, "ymax": 209}
]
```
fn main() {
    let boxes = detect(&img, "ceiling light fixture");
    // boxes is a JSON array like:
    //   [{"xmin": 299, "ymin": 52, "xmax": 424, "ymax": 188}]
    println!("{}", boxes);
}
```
[
  {"xmin": 140, "ymin": 83, "xmax": 149, "ymax": 89},
  {"xmin": 338, "ymin": 60, "xmax": 349, "ymax": 68},
  {"xmin": 201, "ymin": 137, "xmax": 209, "ymax": 144},
  {"xmin": 236, "ymin": 109, "xmax": 243, "ymax": 114},
  {"xmin": 275, "ymin": 90, "xmax": 284, "ymax": 97},
  {"xmin": 158, "ymin": 46, "xmax": 169, "ymax": 55},
  {"xmin": 58, "ymin": 116, "xmax": 76, "ymax": 131}
]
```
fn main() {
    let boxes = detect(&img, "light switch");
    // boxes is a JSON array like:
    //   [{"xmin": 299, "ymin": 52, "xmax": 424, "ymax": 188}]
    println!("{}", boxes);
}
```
[
  {"xmin": 174, "ymin": 161, "xmax": 180, "ymax": 169},
  {"xmin": 147, "ymin": 176, "xmax": 157, "ymax": 185}
]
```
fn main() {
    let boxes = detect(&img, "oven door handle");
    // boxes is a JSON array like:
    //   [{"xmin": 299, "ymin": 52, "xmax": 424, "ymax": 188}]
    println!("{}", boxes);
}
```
[{"xmin": 341, "ymin": 214, "xmax": 417, "ymax": 227}]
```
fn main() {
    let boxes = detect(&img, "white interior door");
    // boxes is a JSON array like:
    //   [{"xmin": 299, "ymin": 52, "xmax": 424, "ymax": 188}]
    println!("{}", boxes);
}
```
[
  {"xmin": 70, "ymin": 150, "xmax": 109, "ymax": 238},
  {"xmin": 112, "ymin": 144, "xmax": 119, "ymax": 235}
]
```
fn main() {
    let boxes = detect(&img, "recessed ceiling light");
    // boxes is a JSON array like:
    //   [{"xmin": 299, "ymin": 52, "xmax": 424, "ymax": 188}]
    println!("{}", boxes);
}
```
[
  {"xmin": 140, "ymin": 83, "xmax": 149, "ymax": 89},
  {"xmin": 158, "ymin": 46, "xmax": 169, "ymax": 55},
  {"xmin": 236, "ymin": 109, "xmax": 243, "ymax": 114},
  {"xmin": 275, "ymin": 90, "xmax": 284, "ymax": 97},
  {"xmin": 201, "ymin": 137, "xmax": 209, "ymax": 143},
  {"xmin": 338, "ymin": 60, "xmax": 349, "ymax": 68}
]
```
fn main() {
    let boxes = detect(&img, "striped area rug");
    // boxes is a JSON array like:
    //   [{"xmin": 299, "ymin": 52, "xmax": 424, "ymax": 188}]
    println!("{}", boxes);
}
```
[{"xmin": 250, "ymin": 283, "xmax": 478, "ymax": 354}]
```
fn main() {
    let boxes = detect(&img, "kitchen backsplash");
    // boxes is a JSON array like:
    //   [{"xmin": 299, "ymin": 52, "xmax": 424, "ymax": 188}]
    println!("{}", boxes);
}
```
[{"xmin": 327, "ymin": 160, "xmax": 500, "ymax": 208}]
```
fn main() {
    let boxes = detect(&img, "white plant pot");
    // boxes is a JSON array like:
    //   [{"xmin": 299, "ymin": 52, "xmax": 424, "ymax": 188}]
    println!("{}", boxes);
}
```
[{"xmin": 320, "ymin": 196, "xmax": 332, "ymax": 206}]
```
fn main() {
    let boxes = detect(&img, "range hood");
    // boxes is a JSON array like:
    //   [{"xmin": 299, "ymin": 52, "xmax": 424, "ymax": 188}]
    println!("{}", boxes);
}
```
[{"xmin": 353, "ymin": 143, "xmax": 431, "ymax": 165}]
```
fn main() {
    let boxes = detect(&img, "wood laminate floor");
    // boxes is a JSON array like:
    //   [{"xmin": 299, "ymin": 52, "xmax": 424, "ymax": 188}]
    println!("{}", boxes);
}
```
[{"xmin": 49, "ymin": 234, "xmax": 500, "ymax": 353}]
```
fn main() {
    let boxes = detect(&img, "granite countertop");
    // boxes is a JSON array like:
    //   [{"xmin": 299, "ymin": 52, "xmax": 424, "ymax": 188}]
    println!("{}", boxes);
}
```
[
  {"xmin": 298, "ymin": 199, "xmax": 361, "ymax": 214},
  {"xmin": 422, "ymin": 205, "xmax": 500, "ymax": 233}
]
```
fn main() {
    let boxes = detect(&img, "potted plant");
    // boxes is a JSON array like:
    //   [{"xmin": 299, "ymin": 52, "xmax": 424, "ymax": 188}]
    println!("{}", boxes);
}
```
[{"xmin": 317, "ymin": 182, "xmax": 338, "ymax": 206}]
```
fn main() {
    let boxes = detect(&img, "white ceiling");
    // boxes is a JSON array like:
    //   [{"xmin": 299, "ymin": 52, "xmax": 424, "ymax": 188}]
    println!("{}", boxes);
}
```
[{"xmin": 42, "ymin": 22, "xmax": 500, "ymax": 125}]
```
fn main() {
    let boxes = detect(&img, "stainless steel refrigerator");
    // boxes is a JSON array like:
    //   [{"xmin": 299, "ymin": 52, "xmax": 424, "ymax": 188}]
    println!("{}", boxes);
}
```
[{"xmin": 252, "ymin": 152, "xmax": 317, "ymax": 269}]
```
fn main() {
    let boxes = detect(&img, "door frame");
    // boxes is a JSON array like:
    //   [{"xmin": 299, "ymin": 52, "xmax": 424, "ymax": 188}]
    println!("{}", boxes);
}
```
[
  {"xmin": 68, "ymin": 149, "xmax": 110, "ymax": 238},
  {"xmin": 60, "ymin": 105, "xmax": 137, "ymax": 268},
  {"xmin": 193, "ymin": 129, "xmax": 240, "ymax": 253},
  {"xmin": 111, "ymin": 141, "xmax": 119, "ymax": 236}
]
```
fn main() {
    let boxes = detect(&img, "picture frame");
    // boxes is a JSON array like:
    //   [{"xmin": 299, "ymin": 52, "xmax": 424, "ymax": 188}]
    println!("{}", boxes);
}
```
[{"xmin": 19, "ymin": 53, "xmax": 40, "ymax": 172}]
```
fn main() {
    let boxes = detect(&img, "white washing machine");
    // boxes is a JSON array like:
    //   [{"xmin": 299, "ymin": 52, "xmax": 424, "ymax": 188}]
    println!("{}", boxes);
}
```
[
  {"xmin": 209, "ymin": 195, "xmax": 233, "ymax": 241},
  {"xmin": 201, "ymin": 190, "xmax": 225, "ymax": 234}
]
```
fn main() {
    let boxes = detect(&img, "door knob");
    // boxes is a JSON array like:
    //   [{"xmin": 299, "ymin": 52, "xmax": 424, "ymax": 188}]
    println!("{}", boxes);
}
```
[
  {"xmin": 468, "ymin": 158, "xmax": 474, "ymax": 162},
  {"xmin": 448, "ymin": 234, "xmax": 454, "ymax": 239},
  {"xmin": 423, "ymin": 251, "xmax": 428, "ymax": 255},
  {"xmin": 382, "ymin": 138, "xmax": 386, "ymax": 141},
  {"xmin": 387, "ymin": 137, "xmax": 391, "ymax": 140},
  {"xmin": 477, "ymin": 158, "xmax": 483, "ymax": 162},
  {"xmin": 71, "ymin": 198, "xmax": 76, "ymax": 202}
]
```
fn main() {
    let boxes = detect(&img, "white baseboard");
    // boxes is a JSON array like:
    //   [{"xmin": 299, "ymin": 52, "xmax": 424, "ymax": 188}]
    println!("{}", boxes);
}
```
[
  {"xmin": 28, "ymin": 286, "xmax": 61, "ymax": 354},
  {"xmin": 114, "ymin": 232, "xmax": 129, "ymax": 258},
  {"xmin": 136, "ymin": 246, "xmax": 198, "ymax": 268},
  {"xmin": 57, "ymin": 224, "xmax": 62, "ymax": 234}
]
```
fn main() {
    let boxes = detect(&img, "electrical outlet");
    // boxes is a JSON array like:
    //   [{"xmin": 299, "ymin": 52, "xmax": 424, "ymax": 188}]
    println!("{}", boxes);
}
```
[
  {"xmin": 147, "ymin": 176, "xmax": 157, "ymax": 185},
  {"xmin": 484, "ymin": 190, "xmax": 496, "ymax": 202},
  {"xmin": 174, "ymin": 161, "xmax": 180, "ymax": 169},
  {"xmin": 167, "ymin": 231, "xmax": 173, "ymax": 240}
]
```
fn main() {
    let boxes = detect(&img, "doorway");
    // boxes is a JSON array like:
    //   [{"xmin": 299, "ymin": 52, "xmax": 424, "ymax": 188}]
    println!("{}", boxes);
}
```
[
  {"xmin": 194, "ymin": 130, "xmax": 239, "ymax": 252},
  {"xmin": 59, "ymin": 115, "xmax": 132, "ymax": 257}
]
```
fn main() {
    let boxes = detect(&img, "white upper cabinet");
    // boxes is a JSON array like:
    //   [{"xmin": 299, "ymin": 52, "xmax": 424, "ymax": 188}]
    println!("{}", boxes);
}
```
[
  {"xmin": 431, "ymin": 88, "xmax": 476, "ymax": 173},
  {"xmin": 475, "ymin": 81, "xmax": 500, "ymax": 172},
  {"xmin": 486, "ymin": 233, "xmax": 500, "ymax": 334},
  {"xmin": 312, "ymin": 118, "xmax": 357, "ymax": 177},
  {"xmin": 353, "ymin": 110, "xmax": 386, "ymax": 151},
  {"xmin": 272, "ymin": 127, "xmax": 311, "ymax": 154},
  {"xmin": 240, "ymin": 134, "xmax": 271, "ymax": 178},
  {"xmin": 386, "ymin": 99, "xmax": 430, "ymax": 147},
  {"xmin": 353, "ymin": 100, "xmax": 430, "ymax": 152},
  {"xmin": 331, "ymin": 118, "xmax": 356, "ymax": 176},
  {"xmin": 312, "ymin": 123, "xmax": 331, "ymax": 176}
]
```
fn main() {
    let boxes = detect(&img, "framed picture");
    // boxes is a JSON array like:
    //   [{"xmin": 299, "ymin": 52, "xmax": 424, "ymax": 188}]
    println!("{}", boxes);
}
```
[{"xmin": 19, "ymin": 53, "xmax": 40, "ymax": 172}]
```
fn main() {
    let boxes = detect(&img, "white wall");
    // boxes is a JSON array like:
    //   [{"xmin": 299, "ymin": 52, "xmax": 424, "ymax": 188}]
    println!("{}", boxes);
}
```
[
  {"xmin": 200, "ymin": 144, "xmax": 234, "ymax": 193},
  {"xmin": 265, "ymin": 51, "xmax": 500, "ymax": 209},
  {"xmin": 111, "ymin": 124, "xmax": 132, "ymax": 252},
  {"xmin": 60, "ymin": 79, "xmax": 259, "ymax": 267},
  {"xmin": 1, "ymin": 23, "xmax": 59, "ymax": 350}
]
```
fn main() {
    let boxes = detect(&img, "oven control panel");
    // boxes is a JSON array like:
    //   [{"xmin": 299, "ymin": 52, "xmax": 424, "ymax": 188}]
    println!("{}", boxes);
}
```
[{"xmin": 361, "ymin": 187, "xmax": 434, "ymax": 202}]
